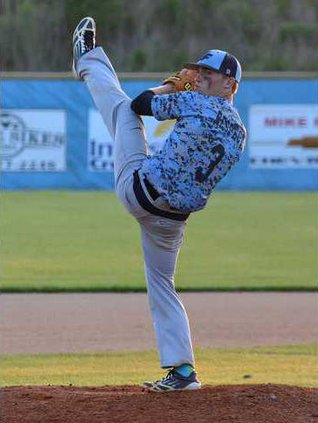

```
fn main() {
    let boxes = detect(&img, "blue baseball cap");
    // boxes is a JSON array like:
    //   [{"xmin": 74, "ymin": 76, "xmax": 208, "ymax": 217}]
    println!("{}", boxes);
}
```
[{"xmin": 184, "ymin": 49, "xmax": 242, "ymax": 82}]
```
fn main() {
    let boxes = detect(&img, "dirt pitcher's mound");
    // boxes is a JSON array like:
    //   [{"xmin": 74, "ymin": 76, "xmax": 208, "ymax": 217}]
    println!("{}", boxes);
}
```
[{"xmin": 2, "ymin": 384, "xmax": 317, "ymax": 423}]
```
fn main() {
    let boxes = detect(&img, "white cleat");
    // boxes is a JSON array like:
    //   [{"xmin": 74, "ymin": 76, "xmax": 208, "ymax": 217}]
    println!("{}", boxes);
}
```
[
  {"xmin": 144, "ymin": 369, "xmax": 201, "ymax": 392},
  {"xmin": 72, "ymin": 16, "xmax": 96, "ymax": 80}
]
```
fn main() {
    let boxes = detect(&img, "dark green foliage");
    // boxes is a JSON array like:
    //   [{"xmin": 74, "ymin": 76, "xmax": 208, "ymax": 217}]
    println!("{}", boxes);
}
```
[
  {"xmin": 279, "ymin": 21, "xmax": 316, "ymax": 41},
  {"xmin": 0, "ymin": 0, "xmax": 317, "ymax": 71},
  {"xmin": 130, "ymin": 49, "xmax": 147, "ymax": 71}
]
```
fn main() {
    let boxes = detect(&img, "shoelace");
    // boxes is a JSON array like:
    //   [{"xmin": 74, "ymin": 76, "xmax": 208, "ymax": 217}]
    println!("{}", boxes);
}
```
[
  {"xmin": 160, "ymin": 369, "xmax": 175, "ymax": 383},
  {"xmin": 149, "ymin": 369, "xmax": 174, "ymax": 385}
]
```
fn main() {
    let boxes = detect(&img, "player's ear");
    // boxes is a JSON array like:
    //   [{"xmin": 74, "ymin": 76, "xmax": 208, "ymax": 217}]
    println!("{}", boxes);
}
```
[
  {"xmin": 232, "ymin": 81, "xmax": 238, "ymax": 94},
  {"xmin": 223, "ymin": 76, "xmax": 237, "ymax": 94}
]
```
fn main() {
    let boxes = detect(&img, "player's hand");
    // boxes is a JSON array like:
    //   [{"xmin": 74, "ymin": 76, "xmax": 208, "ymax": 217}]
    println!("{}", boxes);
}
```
[{"xmin": 162, "ymin": 68, "xmax": 197, "ymax": 92}]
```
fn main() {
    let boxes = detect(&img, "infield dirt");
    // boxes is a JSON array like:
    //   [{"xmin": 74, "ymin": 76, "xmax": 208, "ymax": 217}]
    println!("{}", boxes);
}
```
[
  {"xmin": 1, "ymin": 293, "xmax": 317, "ymax": 354},
  {"xmin": 2, "ymin": 384, "xmax": 317, "ymax": 423}
]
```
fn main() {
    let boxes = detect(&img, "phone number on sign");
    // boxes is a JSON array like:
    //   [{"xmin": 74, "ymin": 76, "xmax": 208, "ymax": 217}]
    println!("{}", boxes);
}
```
[{"xmin": 1, "ymin": 160, "xmax": 62, "ymax": 172}]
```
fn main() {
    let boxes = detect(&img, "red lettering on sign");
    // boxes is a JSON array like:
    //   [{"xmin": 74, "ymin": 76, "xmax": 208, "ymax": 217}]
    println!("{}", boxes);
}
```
[
  {"xmin": 285, "ymin": 118, "xmax": 294, "ymax": 126},
  {"xmin": 264, "ymin": 118, "xmax": 278, "ymax": 126},
  {"xmin": 264, "ymin": 117, "xmax": 307, "ymax": 127},
  {"xmin": 298, "ymin": 118, "xmax": 307, "ymax": 126}
]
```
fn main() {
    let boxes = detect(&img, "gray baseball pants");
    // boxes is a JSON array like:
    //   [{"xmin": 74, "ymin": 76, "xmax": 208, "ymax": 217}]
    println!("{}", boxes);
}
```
[{"xmin": 78, "ymin": 47, "xmax": 194, "ymax": 368}]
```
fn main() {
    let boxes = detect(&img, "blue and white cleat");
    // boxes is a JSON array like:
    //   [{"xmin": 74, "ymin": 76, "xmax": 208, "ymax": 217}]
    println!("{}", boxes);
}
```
[
  {"xmin": 144, "ymin": 369, "xmax": 201, "ymax": 392},
  {"xmin": 72, "ymin": 16, "xmax": 96, "ymax": 80}
]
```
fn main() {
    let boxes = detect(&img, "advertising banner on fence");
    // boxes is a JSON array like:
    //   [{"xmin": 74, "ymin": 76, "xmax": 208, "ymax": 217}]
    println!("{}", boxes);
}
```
[
  {"xmin": 2, "ymin": 78, "xmax": 317, "ymax": 190},
  {"xmin": 1, "ymin": 109, "xmax": 67, "ymax": 172},
  {"xmin": 88, "ymin": 109, "xmax": 113, "ymax": 172},
  {"xmin": 249, "ymin": 105, "xmax": 318, "ymax": 168}
]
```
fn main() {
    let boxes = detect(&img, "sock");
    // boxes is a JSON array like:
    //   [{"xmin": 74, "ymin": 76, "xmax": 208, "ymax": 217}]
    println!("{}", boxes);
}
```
[{"xmin": 174, "ymin": 364, "xmax": 194, "ymax": 377}]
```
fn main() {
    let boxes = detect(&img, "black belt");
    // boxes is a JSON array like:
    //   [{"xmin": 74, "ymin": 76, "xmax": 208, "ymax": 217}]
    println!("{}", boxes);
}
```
[{"xmin": 133, "ymin": 171, "xmax": 190, "ymax": 222}]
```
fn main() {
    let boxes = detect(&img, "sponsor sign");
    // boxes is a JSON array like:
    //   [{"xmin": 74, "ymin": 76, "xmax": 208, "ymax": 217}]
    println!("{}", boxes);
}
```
[
  {"xmin": 1, "ymin": 110, "xmax": 66, "ymax": 172},
  {"xmin": 249, "ymin": 105, "xmax": 318, "ymax": 168},
  {"xmin": 88, "ymin": 109, "xmax": 174, "ymax": 172},
  {"xmin": 88, "ymin": 109, "xmax": 113, "ymax": 172}
]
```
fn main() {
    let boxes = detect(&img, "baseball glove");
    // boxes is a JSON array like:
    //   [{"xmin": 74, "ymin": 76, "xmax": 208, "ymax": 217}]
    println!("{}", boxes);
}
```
[{"xmin": 162, "ymin": 68, "xmax": 197, "ymax": 91}]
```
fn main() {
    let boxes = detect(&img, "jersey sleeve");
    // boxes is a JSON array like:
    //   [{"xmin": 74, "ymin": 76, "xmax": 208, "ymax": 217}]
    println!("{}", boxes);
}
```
[
  {"xmin": 131, "ymin": 90, "xmax": 155, "ymax": 116},
  {"xmin": 151, "ymin": 91, "xmax": 198, "ymax": 121}
]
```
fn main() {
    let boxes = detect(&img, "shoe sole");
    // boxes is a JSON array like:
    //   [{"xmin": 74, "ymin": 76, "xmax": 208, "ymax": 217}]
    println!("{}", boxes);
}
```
[
  {"xmin": 72, "ymin": 16, "xmax": 96, "ymax": 43},
  {"xmin": 146, "ymin": 381, "xmax": 201, "ymax": 392},
  {"xmin": 72, "ymin": 17, "xmax": 96, "ymax": 80}
]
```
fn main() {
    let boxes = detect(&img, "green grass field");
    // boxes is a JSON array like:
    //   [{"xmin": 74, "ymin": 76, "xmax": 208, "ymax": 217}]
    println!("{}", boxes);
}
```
[
  {"xmin": 1, "ymin": 344, "xmax": 316, "ymax": 388},
  {"xmin": 1, "ymin": 191, "xmax": 317, "ymax": 292}
]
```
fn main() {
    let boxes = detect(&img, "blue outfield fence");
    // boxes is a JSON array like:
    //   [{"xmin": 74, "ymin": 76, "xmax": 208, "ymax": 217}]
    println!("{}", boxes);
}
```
[{"xmin": 1, "ymin": 73, "xmax": 317, "ymax": 190}]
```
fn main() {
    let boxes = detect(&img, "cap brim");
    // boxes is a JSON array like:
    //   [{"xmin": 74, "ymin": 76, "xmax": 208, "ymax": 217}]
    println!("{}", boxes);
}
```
[
  {"xmin": 183, "ymin": 62, "xmax": 212, "ymax": 70},
  {"xmin": 183, "ymin": 62, "xmax": 222, "ymax": 73}
]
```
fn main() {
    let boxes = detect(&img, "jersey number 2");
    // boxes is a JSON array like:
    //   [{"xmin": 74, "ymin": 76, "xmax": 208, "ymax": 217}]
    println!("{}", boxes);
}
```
[{"xmin": 195, "ymin": 144, "xmax": 225, "ymax": 183}]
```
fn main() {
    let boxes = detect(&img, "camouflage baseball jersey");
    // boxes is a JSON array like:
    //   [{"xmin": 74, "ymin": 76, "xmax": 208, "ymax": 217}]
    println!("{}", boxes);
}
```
[{"xmin": 140, "ymin": 91, "xmax": 246, "ymax": 212}]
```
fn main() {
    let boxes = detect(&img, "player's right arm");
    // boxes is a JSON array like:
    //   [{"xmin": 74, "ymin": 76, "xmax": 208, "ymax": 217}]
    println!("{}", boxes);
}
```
[
  {"xmin": 131, "ymin": 68, "xmax": 197, "ymax": 116},
  {"xmin": 130, "ymin": 82, "xmax": 176, "ymax": 116}
]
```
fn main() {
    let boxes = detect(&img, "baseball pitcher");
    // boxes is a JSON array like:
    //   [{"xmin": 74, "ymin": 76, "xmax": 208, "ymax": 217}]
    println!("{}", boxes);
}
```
[{"xmin": 72, "ymin": 17, "xmax": 246, "ymax": 392}]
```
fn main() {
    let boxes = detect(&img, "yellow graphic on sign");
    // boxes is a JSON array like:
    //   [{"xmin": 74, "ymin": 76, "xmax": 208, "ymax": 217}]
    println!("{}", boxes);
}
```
[
  {"xmin": 288, "ymin": 136, "xmax": 318, "ymax": 148},
  {"xmin": 154, "ymin": 120, "xmax": 175, "ymax": 138}
]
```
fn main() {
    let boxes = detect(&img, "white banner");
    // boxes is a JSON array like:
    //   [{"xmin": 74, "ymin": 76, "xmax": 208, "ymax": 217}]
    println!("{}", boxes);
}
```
[
  {"xmin": 249, "ymin": 105, "xmax": 318, "ymax": 168},
  {"xmin": 1, "ymin": 109, "xmax": 66, "ymax": 172},
  {"xmin": 88, "ymin": 109, "xmax": 174, "ymax": 172}
]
